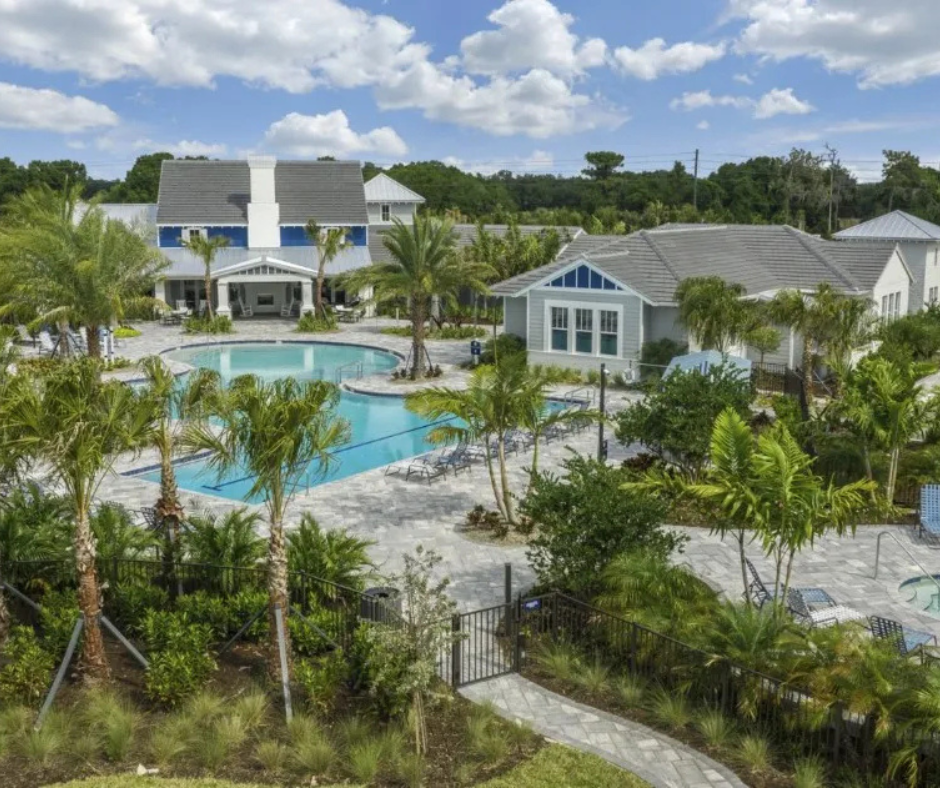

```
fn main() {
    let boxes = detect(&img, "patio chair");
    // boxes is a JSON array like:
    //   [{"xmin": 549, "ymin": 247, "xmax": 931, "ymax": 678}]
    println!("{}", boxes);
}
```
[
  {"xmin": 237, "ymin": 298, "xmax": 253, "ymax": 317},
  {"xmin": 919, "ymin": 484, "xmax": 940, "ymax": 540},
  {"xmin": 435, "ymin": 445, "xmax": 473, "ymax": 475},
  {"xmin": 280, "ymin": 299, "xmax": 297, "ymax": 318},
  {"xmin": 37, "ymin": 331, "xmax": 56, "ymax": 356},
  {"xmin": 745, "ymin": 558, "xmax": 836, "ymax": 610},
  {"xmin": 787, "ymin": 588, "xmax": 866, "ymax": 628},
  {"xmin": 869, "ymin": 615, "xmax": 938, "ymax": 657},
  {"xmin": 404, "ymin": 453, "xmax": 447, "ymax": 484}
]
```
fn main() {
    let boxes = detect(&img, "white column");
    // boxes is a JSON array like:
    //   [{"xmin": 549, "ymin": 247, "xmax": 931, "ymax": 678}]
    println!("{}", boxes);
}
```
[
  {"xmin": 154, "ymin": 279, "xmax": 167, "ymax": 308},
  {"xmin": 359, "ymin": 286, "xmax": 375, "ymax": 317},
  {"xmin": 217, "ymin": 278, "xmax": 231, "ymax": 316},
  {"xmin": 301, "ymin": 279, "xmax": 314, "ymax": 315}
]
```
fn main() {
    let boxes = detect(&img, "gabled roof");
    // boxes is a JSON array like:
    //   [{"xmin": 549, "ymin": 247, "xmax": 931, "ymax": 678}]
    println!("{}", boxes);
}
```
[
  {"xmin": 835, "ymin": 210, "xmax": 940, "ymax": 241},
  {"xmin": 368, "ymin": 223, "xmax": 583, "ymax": 264},
  {"xmin": 159, "ymin": 245, "xmax": 371, "ymax": 277},
  {"xmin": 364, "ymin": 173, "xmax": 425, "ymax": 203},
  {"xmin": 156, "ymin": 160, "xmax": 368, "ymax": 226},
  {"xmin": 492, "ymin": 224, "xmax": 903, "ymax": 303}
]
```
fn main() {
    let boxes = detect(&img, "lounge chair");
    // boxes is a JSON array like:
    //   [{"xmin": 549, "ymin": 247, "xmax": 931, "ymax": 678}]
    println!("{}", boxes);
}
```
[
  {"xmin": 746, "ymin": 558, "xmax": 836, "ymax": 610},
  {"xmin": 787, "ymin": 588, "xmax": 866, "ymax": 628},
  {"xmin": 404, "ymin": 453, "xmax": 447, "ymax": 484},
  {"xmin": 869, "ymin": 615, "xmax": 937, "ymax": 657},
  {"xmin": 37, "ymin": 331, "xmax": 56, "ymax": 356},
  {"xmin": 435, "ymin": 445, "xmax": 473, "ymax": 475},
  {"xmin": 280, "ymin": 299, "xmax": 297, "ymax": 318},
  {"xmin": 175, "ymin": 300, "xmax": 192, "ymax": 316},
  {"xmin": 919, "ymin": 484, "xmax": 940, "ymax": 540}
]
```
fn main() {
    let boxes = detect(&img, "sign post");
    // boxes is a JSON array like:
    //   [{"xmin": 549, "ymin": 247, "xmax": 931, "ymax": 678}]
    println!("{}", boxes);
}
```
[{"xmin": 470, "ymin": 340, "xmax": 482, "ymax": 365}]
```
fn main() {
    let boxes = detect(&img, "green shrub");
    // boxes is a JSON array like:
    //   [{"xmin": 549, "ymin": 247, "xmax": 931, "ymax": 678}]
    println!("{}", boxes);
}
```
[
  {"xmin": 183, "ymin": 507, "xmax": 265, "ymax": 568},
  {"xmin": 39, "ymin": 589, "xmax": 82, "ymax": 655},
  {"xmin": 0, "ymin": 482, "xmax": 72, "ymax": 567},
  {"xmin": 176, "ymin": 591, "xmax": 234, "ymax": 642},
  {"xmin": 296, "ymin": 312, "xmax": 337, "ymax": 333},
  {"xmin": 295, "ymin": 649, "xmax": 348, "ymax": 712},
  {"xmin": 113, "ymin": 326, "xmax": 141, "ymax": 339},
  {"xmin": 641, "ymin": 337, "xmax": 687, "ymax": 369},
  {"xmin": 0, "ymin": 626, "xmax": 55, "ymax": 704},
  {"xmin": 521, "ymin": 455, "xmax": 677, "ymax": 595},
  {"xmin": 287, "ymin": 514, "xmax": 375, "ymax": 590},
  {"xmin": 91, "ymin": 502, "xmax": 158, "ymax": 569},
  {"xmin": 480, "ymin": 333, "xmax": 525, "ymax": 364},
  {"xmin": 228, "ymin": 588, "xmax": 269, "ymax": 641},
  {"xmin": 289, "ymin": 603, "xmax": 348, "ymax": 657},
  {"xmin": 650, "ymin": 687, "xmax": 692, "ymax": 731},
  {"xmin": 141, "ymin": 611, "xmax": 216, "ymax": 706},
  {"xmin": 528, "ymin": 363, "xmax": 582, "ymax": 384},
  {"xmin": 183, "ymin": 314, "xmax": 233, "ymax": 334},
  {"xmin": 109, "ymin": 583, "xmax": 169, "ymax": 634},
  {"xmin": 735, "ymin": 734, "xmax": 774, "ymax": 774},
  {"xmin": 434, "ymin": 325, "xmax": 487, "ymax": 340}
]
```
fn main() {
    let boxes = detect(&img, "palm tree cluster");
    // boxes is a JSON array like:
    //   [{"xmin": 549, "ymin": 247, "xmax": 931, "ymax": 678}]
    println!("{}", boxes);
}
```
[{"xmin": 0, "ymin": 185, "xmax": 168, "ymax": 356}]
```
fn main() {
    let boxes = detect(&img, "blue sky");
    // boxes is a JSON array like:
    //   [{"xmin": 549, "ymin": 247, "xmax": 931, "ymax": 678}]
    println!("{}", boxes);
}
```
[{"xmin": 0, "ymin": 0, "xmax": 938, "ymax": 182}]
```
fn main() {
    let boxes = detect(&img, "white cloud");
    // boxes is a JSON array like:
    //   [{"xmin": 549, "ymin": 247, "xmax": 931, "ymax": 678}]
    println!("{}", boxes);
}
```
[
  {"xmin": 670, "ymin": 87, "xmax": 814, "ymax": 120},
  {"xmin": 460, "ymin": 0, "xmax": 605, "ymax": 76},
  {"xmin": 262, "ymin": 110, "xmax": 408, "ymax": 158},
  {"xmin": 0, "ymin": 82, "xmax": 118, "ymax": 132},
  {"xmin": 133, "ymin": 139, "xmax": 228, "ymax": 157},
  {"xmin": 731, "ymin": 0, "xmax": 940, "ymax": 89},
  {"xmin": 733, "ymin": 73, "xmax": 753, "ymax": 84},
  {"xmin": 696, "ymin": 120, "xmax": 710, "ymax": 130},
  {"xmin": 377, "ymin": 64, "xmax": 625, "ymax": 137},
  {"xmin": 612, "ymin": 38, "xmax": 726, "ymax": 80},
  {"xmin": 753, "ymin": 87, "xmax": 815, "ymax": 119},
  {"xmin": 444, "ymin": 149, "xmax": 556, "ymax": 175},
  {"xmin": 670, "ymin": 90, "xmax": 751, "ymax": 111}
]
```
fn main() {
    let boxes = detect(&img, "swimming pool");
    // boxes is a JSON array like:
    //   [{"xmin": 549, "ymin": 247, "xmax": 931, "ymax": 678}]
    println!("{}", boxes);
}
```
[
  {"xmin": 132, "ymin": 342, "xmax": 451, "ymax": 502},
  {"xmin": 900, "ymin": 575, "xmax": 940, "ymax": 618}
]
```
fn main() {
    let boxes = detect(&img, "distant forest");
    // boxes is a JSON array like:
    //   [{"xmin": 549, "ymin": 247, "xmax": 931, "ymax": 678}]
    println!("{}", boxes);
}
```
[{"xmin": 2, "ymin": 148, "xmax": 938, "ymax": 238}]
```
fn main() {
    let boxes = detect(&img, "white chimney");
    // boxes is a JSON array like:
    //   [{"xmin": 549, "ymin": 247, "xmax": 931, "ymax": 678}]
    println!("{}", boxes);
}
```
[{"xmin": 247, "ymin": 155, "xmax": 280, "ymax": 248}]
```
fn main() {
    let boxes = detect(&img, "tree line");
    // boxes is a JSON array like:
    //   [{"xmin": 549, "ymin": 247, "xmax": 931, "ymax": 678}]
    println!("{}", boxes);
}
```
[{"xmin": 3, "ymin": 148, "xmax": 940, "ymax": 237}]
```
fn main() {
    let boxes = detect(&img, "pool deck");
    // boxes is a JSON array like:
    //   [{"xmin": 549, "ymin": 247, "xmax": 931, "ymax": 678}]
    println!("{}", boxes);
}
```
[
  {"xmin": 671, "ymin": 524, "xmax": 940, "ymax": 640},
  {"xmin": 80, "ymin": 318, "xmax": 637, "ymax": 611}
]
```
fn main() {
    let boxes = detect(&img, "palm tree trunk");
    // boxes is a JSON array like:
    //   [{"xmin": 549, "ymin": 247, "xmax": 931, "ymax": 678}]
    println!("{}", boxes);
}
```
[
  {"xmin": 862, "ymin": 445, "xmax": 873, "ymax": 482},
  {"xmin": 85, "ymin": 325, "xmax": 101, "ymax": 358},
  {"xmin": 57, "ymin": 320, "xmax": 72, "ymax": 358},
  {"xmin": 527, "ymin": 433, "xmax": 541, "ymax": 495},
  {"xmin": 205, "ymin": 266, "xmax": 214, "ymax": 319},
  {"xmin": 267, "ymin": 513, "xmax": 291, "ymax": 681},
  {"xmin": 411, "ymin": 300, "xmax": 428, "ymax": 377},
  {"xmin": 887, "ymin": 447, "xmax": 900, "ymax": 504},
  {"xmin": 157, "ymin": 441, "xmax": 184, "ymax": 594},
  {"xmin": 0, "ymin": 547, "xmax": 9, "ymax": 649},
  {"xmin": 497, "ymin": 435, "xmax": 516, "ymax": 524},
  {"xmin": 781, "ymin": 549, "xmax": 797, "ymax": 605},
  {"xmin": 736, "ymin": 530, "xmax": 750, "ymax": 605},
  {"xmin": 482, "ymin": 439, "xmax": 508, "ymax": 521},
  {"xmin": 802, "ymin": 338, "xmax": 814, "ymax": 411},
  {"xmin": 74, "ymin": 507, "xmax": 109, "ymax": 682},
  {"xmin": 315, "ymin": 256, "xmax": 326, "ymax": 317}
]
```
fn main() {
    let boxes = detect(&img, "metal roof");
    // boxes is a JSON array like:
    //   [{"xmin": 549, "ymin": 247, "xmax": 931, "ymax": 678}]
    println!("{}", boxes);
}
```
[
  {"xmin": 834, "ymin": 210, "xmax": 940, "ymax": 241},
  {"xmin": 156, "ymin": 160, "xmax": 369, "ymax": 226},
  {"xmin": 159, "ymin": 245, "xmax": 371, "ymax": 278},
  {"xmin": 492, "ymin": 224, "xmax": 902, "ymax": 303},
  {"xmin": 364, "ymin": 173, "xmax": 425, "ymax": 203}
]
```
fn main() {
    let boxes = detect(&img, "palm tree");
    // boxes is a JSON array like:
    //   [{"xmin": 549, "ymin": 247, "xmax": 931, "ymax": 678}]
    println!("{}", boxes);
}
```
[
  {"xmin": 303, "ymin": 220, "xmax": 349, "ymax": 317},
  {"xmin": 3, "ymin": 359, "xmax": 154, "ymax": 681},
  {"xmin": 344, "ymin": 217, "xmax": 489, "ymax": 377},
  {"xmin": 182, "ymin": 234, "xmax": 230, "ymax": 318},
  {"xmin": 674, "ymin": 276, "xmax": 750, "ymax": 352},
  {"xmin": 287, "ymin": 514, "xmax": 375, "ymax": 591},
  {"xmin": 840, "ymin": 357, "xmax": 938, "ymax": 502},
  {"xmin": 138, "ymin": 356, "xmax": 222, "ymax": 569},
  {"xmin": 183, "ymin": 508, "xmax": 266, "ymax": 567},
  {"xmin": 182, "ymin": 375, "xmax": 350, "ymax": 677},
  {"xmin": 0, "ymin": 185, "xmax": 168, "ymax": 357}
]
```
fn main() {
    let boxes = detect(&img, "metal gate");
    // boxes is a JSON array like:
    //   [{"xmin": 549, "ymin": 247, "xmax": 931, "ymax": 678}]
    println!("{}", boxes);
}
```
[{"xmin": 441, "ymin": 602, "xmax": 517, "ymax": 687}]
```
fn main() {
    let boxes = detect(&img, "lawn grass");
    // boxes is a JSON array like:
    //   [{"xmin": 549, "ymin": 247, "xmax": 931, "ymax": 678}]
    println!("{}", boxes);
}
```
[
  {"xmin": 479, "ymin": 744, "xmax": 651, "ymax": 787},
  {"xmin": 48, "ymin": 779, "xmax": 358, "ymax": 788}
]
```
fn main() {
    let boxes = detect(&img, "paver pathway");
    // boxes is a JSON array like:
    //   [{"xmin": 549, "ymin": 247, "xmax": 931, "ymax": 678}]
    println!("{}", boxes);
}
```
[{"xmin": 461, "ymin": 674, "xmax": 747, "ymax": 788}]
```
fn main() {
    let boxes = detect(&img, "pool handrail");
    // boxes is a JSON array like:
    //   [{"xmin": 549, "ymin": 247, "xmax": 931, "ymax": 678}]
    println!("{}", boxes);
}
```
[
  {"xmin": 335, "ymin": 360, "xmax": 364, "ymax": 384},
  {"xmin": 872, "ymin": 529, "xmax": 940, "ymax": 600},
  {"xmin": 562, "ymin": 386, "xmax": 594, "ymax": 407}
]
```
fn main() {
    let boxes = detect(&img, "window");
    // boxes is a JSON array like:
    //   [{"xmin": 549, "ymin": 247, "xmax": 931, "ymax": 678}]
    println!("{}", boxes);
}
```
[
  {"xmin": 894, "ymin": 290, "xmax": 902, "ymax": 319},
  {"xmin": 882, "ymin": 295, "xmax": 888, "ymax": 317},
  {"xmin": 550, "ymin": 307, "xmax": 568, "ymax": 351},
  {"xmin": 183, "ymin": 227, "xmax": 206, "ymax": 243},
  {"xmin": 887, "ymin": 292, "xmax": 895, "ymax": 319},
  {"xmin": 575, "ymin": 309, "xmax": 593, "ymax": 353},
  {"xmin": 930, "ymin": 287, "xmax": 939, "ymax": 305},
  {"xmin": 599, "ymin": 310, "xmax": 618, "ymax": 356},
  {"xmin": 381, "ymin": 204, "xmax": 391, "ymax": 222},
  {"xmin": 257, "ymin": 293, "xmax": 274, "ymax": 307}
]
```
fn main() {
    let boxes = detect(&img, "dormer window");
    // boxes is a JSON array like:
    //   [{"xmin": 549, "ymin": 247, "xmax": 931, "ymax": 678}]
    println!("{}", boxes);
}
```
[
  {"xmin": 381, "ymin": 204, "xmax": 391, "ymax": 222},
  {"xmin": 183, "ymin": 226, "xmax": 206, "ymax": 243}
]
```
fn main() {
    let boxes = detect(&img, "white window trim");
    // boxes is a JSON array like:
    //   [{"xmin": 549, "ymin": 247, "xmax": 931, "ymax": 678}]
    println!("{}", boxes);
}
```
[
  {"xmin": 543, "ymin": 299, "xmax": 624, "ymax": 359},
  {"xmin": 381, "ymin": 204, "xmax": 391, "ymax": 222},
  {"xmin": 182, "ymin": 226, "xmax": 206, "ymax": 242}
]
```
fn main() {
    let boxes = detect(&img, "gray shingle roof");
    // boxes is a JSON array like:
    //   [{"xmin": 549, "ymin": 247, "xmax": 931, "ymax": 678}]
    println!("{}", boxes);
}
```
[
  {"xmin": 835, "ymin": 210, "xmax": 940, "ymax": 241},
  {"xmin": 368, "ymin": 223, "xmax": 583, "ymax": 264},
  {"xmin": 364, "ymin": 173, "xmax": 425, "ymax": 203},
  {"xmin": 159, "ymin": 245, "xmax": 371, "ymax": 277},
  {"xmin": 156, "ymin": 160, "xmax": 368, "ymax": 226},
  {"xmin": 492, "ymin": 224, "xmax": 902, "ymax": 303}
]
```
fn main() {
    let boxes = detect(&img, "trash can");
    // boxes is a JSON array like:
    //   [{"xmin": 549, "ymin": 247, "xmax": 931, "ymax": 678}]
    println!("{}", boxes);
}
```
[{"xmin": 360, "ymin": 586, "xmax": 401, "ymax": 623}]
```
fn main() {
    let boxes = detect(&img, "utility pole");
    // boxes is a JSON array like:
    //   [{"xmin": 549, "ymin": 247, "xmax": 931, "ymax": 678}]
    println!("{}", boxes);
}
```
[
  {"xmin": 692, "ymin": 148, "xmax": 700, "ymax": 211},
  {"xmin": 825, "ymin": 143, "xmax": 838, "ymax": 237}
]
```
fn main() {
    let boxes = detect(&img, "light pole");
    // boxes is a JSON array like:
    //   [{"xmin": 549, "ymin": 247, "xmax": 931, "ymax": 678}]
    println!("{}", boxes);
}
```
[{"xmin": 597, "ymin": 362, "xmax": 607, "ymax": 461}]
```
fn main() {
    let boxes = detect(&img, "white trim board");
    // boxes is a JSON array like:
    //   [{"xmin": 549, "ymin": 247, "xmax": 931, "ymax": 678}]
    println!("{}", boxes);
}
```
[{"xmin": 542, "ymin": 298, "xmax": 625, "ymax": 359}]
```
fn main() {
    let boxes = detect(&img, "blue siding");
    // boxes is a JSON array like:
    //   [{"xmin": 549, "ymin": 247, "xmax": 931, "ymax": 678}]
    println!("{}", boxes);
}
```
[
  {"xmin": 548, "ymin": 264, "xmax": 622, "ymax": 292},
  {"xmin": 158, "ymin": 226, "xmax": 247, "ymax": 248},
  {"xmin": 280, "ymin": 225, "xmax": 367, "ymax": 247}
]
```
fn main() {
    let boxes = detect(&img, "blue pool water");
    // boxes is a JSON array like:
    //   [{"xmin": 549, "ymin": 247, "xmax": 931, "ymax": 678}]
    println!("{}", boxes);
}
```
[{"xmin": 134, "ymin": 342, "xmax": 451, "ymax": 502}]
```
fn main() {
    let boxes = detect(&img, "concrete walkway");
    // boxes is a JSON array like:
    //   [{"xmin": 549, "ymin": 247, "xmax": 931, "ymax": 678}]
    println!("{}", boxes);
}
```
[{"xmin": 462, "ymin": 674, "xmax": 747, "ymax": 788}]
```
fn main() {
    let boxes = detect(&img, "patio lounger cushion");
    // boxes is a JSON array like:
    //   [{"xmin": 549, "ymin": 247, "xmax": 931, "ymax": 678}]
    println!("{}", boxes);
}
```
[{"xmin": 805, "ymin": 605, "xmax": 867, "ymax": 628}]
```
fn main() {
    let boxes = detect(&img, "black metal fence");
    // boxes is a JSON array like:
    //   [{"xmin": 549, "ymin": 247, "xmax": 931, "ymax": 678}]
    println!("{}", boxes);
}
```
[
  {"xmin": 4, "ymin": 557, "xmax": 393, "ymax": 652},
  {"xmin": 751, "ymin": 361, "xmax": 803, "ymax": 397}
]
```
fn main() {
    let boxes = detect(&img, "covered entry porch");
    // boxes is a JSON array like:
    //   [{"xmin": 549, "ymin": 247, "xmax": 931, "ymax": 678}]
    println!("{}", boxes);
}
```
[{"xmin": 214, "ymin": 256, "xmax": 315, "ymax": 318}]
